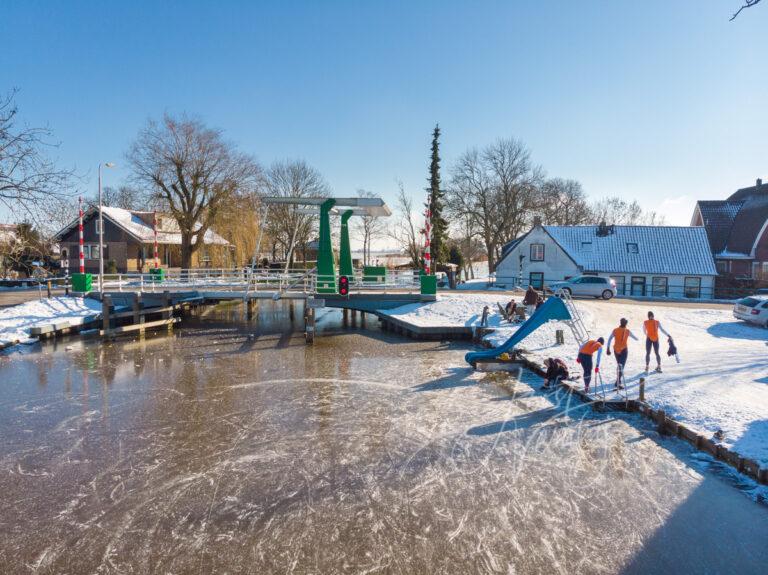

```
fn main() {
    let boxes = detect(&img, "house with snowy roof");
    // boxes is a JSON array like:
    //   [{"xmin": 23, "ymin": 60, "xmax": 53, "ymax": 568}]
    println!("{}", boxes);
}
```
[
  {"xmin": 495, "ymin": 219, "xmax": 717, "ymax": 299},
  {"xmin": 691, "ymin": 178, "xmax": 768, "ymax": 280},
  {"xmin": 53, "ymin": 206, "xmax": 232, "ymax": 273}
]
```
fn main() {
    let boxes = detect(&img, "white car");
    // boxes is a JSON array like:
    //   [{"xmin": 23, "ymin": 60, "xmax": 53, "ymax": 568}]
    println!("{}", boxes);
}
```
[
  {"xmin": 547, "ymin": 275, "xmax": 617, "ymax": 300},
  {"xmin": 733, "ymin": 295, "xmax": 768, "ymax": 328}
]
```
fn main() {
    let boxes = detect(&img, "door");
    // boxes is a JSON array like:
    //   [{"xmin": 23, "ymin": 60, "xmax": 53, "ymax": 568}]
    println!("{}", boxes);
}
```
[
  {"xmin": 684, "ymin": 277, "xmax": 701, "ymax": 298},
  {"xmin": 630, "ymin": 276, "xmax": 646, "ymax": 296}
]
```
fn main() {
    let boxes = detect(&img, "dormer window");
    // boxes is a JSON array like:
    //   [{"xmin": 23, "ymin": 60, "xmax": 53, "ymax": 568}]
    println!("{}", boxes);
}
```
[
  {"xmin": 581, "ymin": 241, "xmax": 593, "ymax": 252},
  {"xmin": 626, "ymin": 242, "xmax": 639, "ymax": 254}
]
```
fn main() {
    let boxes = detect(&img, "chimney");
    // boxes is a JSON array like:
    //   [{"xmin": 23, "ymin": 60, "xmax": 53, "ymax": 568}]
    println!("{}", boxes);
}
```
[
  {"xmin": 757, "ymin": 178, "xmax": 763, "ymax": 188},
  {"xmin": 533, "ymin": 215, "xmax": 542, "ymax": 227}
]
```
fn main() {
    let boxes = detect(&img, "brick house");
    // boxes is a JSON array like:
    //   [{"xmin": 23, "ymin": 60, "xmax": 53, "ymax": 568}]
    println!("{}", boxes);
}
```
[
  {"xmin": 53, "ymin": 206, "xmax": 232, "ymax": 273},
  {"xmin": 691, "ymin": 178, "xmax": 768, "ymax": 280}
]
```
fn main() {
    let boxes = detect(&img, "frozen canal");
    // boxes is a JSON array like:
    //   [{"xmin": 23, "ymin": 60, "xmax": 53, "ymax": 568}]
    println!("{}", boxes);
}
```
[{"xmin": 1, "ymin": 302, "xmax": 767, "ymax": 574}]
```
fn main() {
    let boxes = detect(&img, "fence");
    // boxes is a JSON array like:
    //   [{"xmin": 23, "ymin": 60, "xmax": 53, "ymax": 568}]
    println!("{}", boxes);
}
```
[{"xmin": 491, "ymin": 274, "xmax": 761, "ymax": 301}]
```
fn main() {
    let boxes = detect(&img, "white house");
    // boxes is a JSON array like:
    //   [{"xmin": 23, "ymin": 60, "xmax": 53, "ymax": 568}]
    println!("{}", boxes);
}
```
[{"xmin": 495, "ymin": 222, "xmax": 718, "ymax": 299}]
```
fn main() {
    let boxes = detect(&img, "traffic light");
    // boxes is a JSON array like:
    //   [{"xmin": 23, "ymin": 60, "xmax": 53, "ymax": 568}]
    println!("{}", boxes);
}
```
[{"xmin": 338, "ymin": 275, "xmax": 349, "ymax": 296}]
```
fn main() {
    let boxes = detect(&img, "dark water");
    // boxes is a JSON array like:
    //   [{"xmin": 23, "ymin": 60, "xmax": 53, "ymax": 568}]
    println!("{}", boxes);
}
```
[{"xmin": 1, "ymin": 301, "xmax": 767, "ymax": 574}]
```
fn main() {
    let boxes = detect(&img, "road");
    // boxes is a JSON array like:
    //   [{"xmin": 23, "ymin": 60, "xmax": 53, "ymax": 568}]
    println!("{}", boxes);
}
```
[{"xmin": 0, "ymin": 288, "xmax": 67, "ymax": 308}]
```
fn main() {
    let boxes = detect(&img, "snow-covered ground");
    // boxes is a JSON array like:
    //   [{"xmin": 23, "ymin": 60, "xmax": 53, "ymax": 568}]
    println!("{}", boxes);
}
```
[
  {"xmin": 0, "ymin": 297, "xmax": 102, "ymax": 347},
  {"xmin": 380, "ymin": 293, "xmax": 768, "ymax": 467}
]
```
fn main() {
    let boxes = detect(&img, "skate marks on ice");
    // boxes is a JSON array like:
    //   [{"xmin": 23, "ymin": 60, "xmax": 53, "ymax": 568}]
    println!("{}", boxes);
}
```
[{"xmin": 0, "ymin": 337, "xmax": 767, "ymax": 573}]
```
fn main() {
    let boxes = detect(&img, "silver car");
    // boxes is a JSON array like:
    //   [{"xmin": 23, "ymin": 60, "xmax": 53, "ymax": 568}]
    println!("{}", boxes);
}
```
[
  {"xmin": 733, "ymin": 295, "xmax": 768, "ymax": 328},
  {"xmin": 547, "ymin": 275, "xmax": 616, "ymax": 300}
]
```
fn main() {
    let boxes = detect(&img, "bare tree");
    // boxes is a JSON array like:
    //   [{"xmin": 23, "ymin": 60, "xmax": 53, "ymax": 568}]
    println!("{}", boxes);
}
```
[
  {"xmin": 127, "ymin": 114, "xmax": 261, "ymax": 268},
  {"xmin": 447, "ymin": 138, "xmax": 541, "ymax": 271},
  {"xmin": 91, "ymin": 185, "xmax": 142, "ymax": 211},
  {"xmin": 539, "ymin": 178, "xmax": 592, "ymax": 225},
  {"xmin": 0, "ymin": 90, "xmax": 74, "ymax": 222},
  {"xmin": 589, "ymin": 196, "xmax": 665, "ymax": 226},
  {"xmin": 389, "ymin": 181, "xmax": 423, "ymax": 269},
  {"xmin": 353, "ymin": 189, "xmax": 387, "ymax": 266},
  {"xmin": 263, "ymin": 159, "xmax": 329, "ymax": 266},
  {"xmin": 731, "ymin": 0, "xmax": 762, "ymax": 20}
]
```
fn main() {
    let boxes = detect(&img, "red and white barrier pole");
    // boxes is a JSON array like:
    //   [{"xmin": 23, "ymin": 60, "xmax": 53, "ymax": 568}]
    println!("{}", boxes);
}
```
[
  {"xmin": 153, "ymin": 210, "xmax": 159, "ymax": 268},
  {"xmin": 424, "ymin": 197, "xmax": 431, "ymax": 275},
  {"xmin": 78, "ymin": 196, "xmax": 85, "ymax": 273}
]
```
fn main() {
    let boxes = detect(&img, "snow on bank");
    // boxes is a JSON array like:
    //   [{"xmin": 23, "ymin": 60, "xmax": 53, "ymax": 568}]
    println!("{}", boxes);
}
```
[
  {"xmin": 380, "ymin": 294, "xmax": 768, "ymax": 467},
  {"xmin": 0, "ymin": 297, "xmax": 102, "ymax": 347}
]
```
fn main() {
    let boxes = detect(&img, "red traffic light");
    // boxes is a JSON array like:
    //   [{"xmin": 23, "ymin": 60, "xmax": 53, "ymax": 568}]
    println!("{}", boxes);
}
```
[{"xmin": 338, "ymin": 275, "xmax": 349, "ymax": 296}]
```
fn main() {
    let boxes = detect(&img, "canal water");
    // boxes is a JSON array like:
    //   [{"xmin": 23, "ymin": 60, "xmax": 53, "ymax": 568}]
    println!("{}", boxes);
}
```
[{"xmin": 1, "ymin": 301, "xmax": 767, "ymax": 574}]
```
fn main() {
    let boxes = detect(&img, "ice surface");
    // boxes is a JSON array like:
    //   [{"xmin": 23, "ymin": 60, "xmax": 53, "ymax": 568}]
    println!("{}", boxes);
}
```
[{"xmin": 0, "ymin": 313, "xmax": 766, "ymax": 573}]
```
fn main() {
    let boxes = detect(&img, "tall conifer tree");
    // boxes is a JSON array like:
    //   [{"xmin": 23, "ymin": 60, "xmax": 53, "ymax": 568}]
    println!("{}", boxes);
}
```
[{"xmin": 427, "ymin": 124, "xmax": 448, "ymax": 268}]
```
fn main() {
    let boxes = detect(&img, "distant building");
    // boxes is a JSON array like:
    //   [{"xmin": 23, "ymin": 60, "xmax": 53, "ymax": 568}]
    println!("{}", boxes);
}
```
[
  {"xmin": 691, "ymin": 178, "xmax": 768, "ymax": 280},
  {"xmin": 53, "ymin": 206, "xmax": 232, "ymax": 273},
  {"xmin": 496, "ymin": 221, "xmax": 717, "ymax": 299}
]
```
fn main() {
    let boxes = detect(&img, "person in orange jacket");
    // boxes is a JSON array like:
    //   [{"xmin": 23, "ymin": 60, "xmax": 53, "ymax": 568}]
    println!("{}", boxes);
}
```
[
  {"xmin": 643, "ymin": 311, "xmax": 671, "ymax": 374},
  {"xmin": 606, "ymin": 318, "xmax": 638, "ymax": 389},
  {"xmin": 577, "ymin": 337, "xmax": 604, "ymax": 393}
]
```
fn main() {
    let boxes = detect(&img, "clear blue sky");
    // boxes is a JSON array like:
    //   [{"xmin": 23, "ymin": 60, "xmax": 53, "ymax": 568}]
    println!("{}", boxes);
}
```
[{"xmin": 2, "ymin": 0, "xmax": 766, "ymax": 227}]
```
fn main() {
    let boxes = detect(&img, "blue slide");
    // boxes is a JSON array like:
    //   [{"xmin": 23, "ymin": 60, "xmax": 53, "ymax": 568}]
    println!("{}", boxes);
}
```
[{"xmin": 465, "ymin": 296, "xmax": 573, "ymax": 367}]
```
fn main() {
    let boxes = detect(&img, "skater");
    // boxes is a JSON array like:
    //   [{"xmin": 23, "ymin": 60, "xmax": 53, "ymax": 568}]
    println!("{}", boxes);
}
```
[
  {"xmin": 543, "ymin": 357, "xmax": 569, "ymax": 389},
  {"xmin": 523, "ymin": 285, "xmax": 538, "ymax": 315},
  {"xmin": 577, "ymin": 337, "xmax": 604, "ymax": 393},
  {"xmin": 642, "ymin": 311, "xmax": 671, "ymax": 373},
  {"xmin": 606, "ymin": 318, "xmax": 638, "ymax": 390}
]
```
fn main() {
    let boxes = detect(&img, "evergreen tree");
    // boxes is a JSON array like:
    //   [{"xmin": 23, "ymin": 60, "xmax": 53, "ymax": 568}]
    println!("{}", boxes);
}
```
[{"xmin": 426, "ymin": 124, "xmax": 448, "ymax": 269}]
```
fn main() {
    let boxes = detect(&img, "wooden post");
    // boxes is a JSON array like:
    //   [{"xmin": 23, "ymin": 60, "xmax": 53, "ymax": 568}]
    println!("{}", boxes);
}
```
[
  {"xmin": 555, "ymin": 329, "xmax": 564, "ymax": 345},
  {"xmin": 46, "ymin": 281, "xmax": 52, "ymax": 298},
  {"xmin": 343, "ymin": 308, "xmax": 349, "ymax": 324},
  {"xmin": 163, "ymin": 290, "xmax": 172, "ymax": 331},
  {"xmin": 102, "ymin": 294, "xmax": 112, "ymax": 337},
  {"xmin": 638, "ymin": 377, "xmax": 645, "ymax": 402},
  {"xmin": 305, "ymin": 307, "xmax": 315, "ymax": 344},
  {"xmin": 657, "ymin": 409, "xmax": 667, "ymax": 435}
]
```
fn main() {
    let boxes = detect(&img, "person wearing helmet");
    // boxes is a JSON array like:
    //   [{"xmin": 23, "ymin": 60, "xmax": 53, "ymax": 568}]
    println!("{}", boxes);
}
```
[
  {"xmin": 606, "ymin": 318, "xmax": 638, "ymax": 389},
  {"xmin": 577, "ymin": 337, "xmax": 604, "ymax": 393}
]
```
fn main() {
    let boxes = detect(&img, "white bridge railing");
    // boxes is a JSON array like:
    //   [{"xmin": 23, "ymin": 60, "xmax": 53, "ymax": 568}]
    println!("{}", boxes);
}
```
[{"xmin": 93, "ymin": 268, "xmax": 422, "ymax": 295}]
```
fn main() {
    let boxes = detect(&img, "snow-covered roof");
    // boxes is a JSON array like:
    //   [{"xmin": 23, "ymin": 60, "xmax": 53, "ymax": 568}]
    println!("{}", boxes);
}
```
[
  {"xmin": 54, "ymin": 206, "xmax": 229, "ymax": 246},
  {"xmin": 541, "ymin": 225, "xmax": 717, "ymax": 276}
]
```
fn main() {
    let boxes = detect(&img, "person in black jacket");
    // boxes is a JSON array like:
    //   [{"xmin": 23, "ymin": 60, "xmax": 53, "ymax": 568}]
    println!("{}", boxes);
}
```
[{"xmin": 543, "ymin": 357, "xmax": 569, "ymax": 389}]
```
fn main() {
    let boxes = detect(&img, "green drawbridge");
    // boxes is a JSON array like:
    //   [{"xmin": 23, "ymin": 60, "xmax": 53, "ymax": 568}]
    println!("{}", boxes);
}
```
[{"xmin": 258, "ymin": 196, "xmax": 436, "ymax": 296}]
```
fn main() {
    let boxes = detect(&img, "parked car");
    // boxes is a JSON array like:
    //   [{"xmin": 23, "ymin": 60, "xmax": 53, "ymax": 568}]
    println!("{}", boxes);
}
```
[
  {"xmin": 733, "ymin": 295, "xmax": 768, "ymax": 328},
  {"xmin": 547, "ymin": 275, "xmax": 616, "ymax": 300},
  {"xmin": 754, "ymin": 288, "xmax": 768, "ymax": 295}
]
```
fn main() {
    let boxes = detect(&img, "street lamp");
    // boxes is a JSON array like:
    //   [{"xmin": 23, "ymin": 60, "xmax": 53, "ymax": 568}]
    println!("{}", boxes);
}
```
[{"xmin": 98, "ymin": 162, "xmax": 116, "ymax": 292}]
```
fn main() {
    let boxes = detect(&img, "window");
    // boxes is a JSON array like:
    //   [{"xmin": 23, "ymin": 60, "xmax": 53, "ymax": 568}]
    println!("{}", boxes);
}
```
[
  {"xmin": 651, "ymin": 277, "xmax": 668, "ymax": 297},
  {"xmin": 581, "ymin": 241, "xmax": 593, "ymax": 252},
  {"xmin": 716, "ymin": 261, "xmax": 728, "ymax": 274},
  {"xmin": 626, "ymin": 243, "xmax": 639, "ymax": 254},
  {"xmin": 95, "ymin": 219, "xmax": 102, "ymax": 235},
  {"xmin": 630, "ymin": 276, "xmax": 646, "ymax": 296},
  {"xmin": 530, "ymin": 243, "xmax": 545, "ymax": 261},
  {"xmin": 83, "ymin": 245, "xmax": 100, "ymax": 260},
  {"xmin": 529, "ymin": 272, "xmax": 544, "ymax": 289},
  {"xmin": 611, "ymin": 276, "xmax": 625, "ymax": 295},
  {"xmin": 684, "ymin": 277, "xmax": 701, "ymax": 299}
]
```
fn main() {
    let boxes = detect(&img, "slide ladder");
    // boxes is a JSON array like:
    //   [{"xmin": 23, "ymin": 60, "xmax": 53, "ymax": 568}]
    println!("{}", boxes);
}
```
[{"xmin": 555, "ymin": 288, "xmax": 590, "ymax": 346}]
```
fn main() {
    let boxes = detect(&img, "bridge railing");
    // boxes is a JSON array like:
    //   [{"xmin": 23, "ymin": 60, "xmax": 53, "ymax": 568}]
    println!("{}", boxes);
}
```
[
  {"xmin": 92, "ymin": 267, "xmax": 422, "ymax": 295},
  {"xmin": 312, "ymin": 269, "xmax": 421, "ymax": 294}
]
